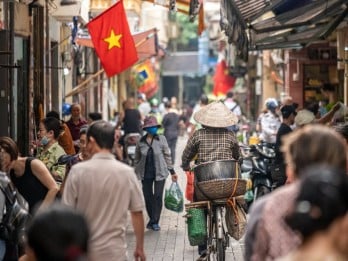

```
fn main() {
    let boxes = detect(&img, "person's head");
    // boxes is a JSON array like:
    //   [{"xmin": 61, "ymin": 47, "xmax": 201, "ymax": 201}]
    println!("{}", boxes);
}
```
[
  {"xmin": 124, "ymin": 97, "xmax": 135, "ymax": 110},
  {"xmin": 25, "ymin": 204, "xmax": 89, "ymax": 261},
  {"xmin": 151, "ymin": 98, "xmax": 159, "ymax": 107},
  {"xmin": 0, "ymin": 136, "xmax": 19, "ymax": 172},
  {"xmin": 87, "ymin": 112, "xmax": 102, "ymax": 124},
  {"xmin": 321, "ymin": 83, "xmax": 335, "ymax": 98},
  {"xmin": 294, "ymin": 109, "xmax": 315, "ymax": 127},
  {"xmin": 79, "ymin": 125, "xmax": 89, "ymax": 159},
  {"xmin": 86, "ymin": 120, "xmax": 115, "ymax": 155},
  {"xmin": 137, "ymin": 93, "xmax": 146, "ymax": 104},
  {"xmin": 226, "ymin": 91, "xmax": 234, "ymax": 99},
  {"xmin": 282, "ymin": 125, "xmax": 347, "ymax": 181},
  {"xmin": 200, "ymin": 94, "xmax": 209, "ymax": 106},
  {"xmin": 70, "ymin": 104, "xmax": 82, "ymax": 120},
  {"xmin": 285, "ymin": 165, "xmax": 348, "ymax": 243},
  {"xmin": 281, "ymin": 96, "xmax": 293, "ymax": 106},
  {"xmin": 280, "ymin": 105, "xmax": 297, "ymax": 125},
  {"xmin": 46, "ymin": 111, "xmax": 60, "ymax": 121},
  {"xmin": 265, "ymin": 98, "xmax": 278, "ymax": 113},
  {"xmin": 306, "ymin": 102, "xmax": 320, "ymax": 118},
  {"xmin": 171, "ymin": 96, "xmax": 177, "ymax": 107},
  {"xmin": 142, "ymin": 116, "xmax": 161, "ymax": 136},
  {"xmin": 164, "ymin": 101, "xmax": 171, "ymax": 109},
  {"xmin": 38, "ymin": 117, "xmax": 63, "ymax": 147}
]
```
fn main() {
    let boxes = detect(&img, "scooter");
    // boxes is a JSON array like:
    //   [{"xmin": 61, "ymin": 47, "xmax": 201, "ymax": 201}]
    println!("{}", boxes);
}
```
[
  {"xmin": 124, "ymin": 133, "xmax": 141, "ymax": 166},
  {"xmin": 241, "ymin": 142, "xmax": 275, "ymax": 207}
]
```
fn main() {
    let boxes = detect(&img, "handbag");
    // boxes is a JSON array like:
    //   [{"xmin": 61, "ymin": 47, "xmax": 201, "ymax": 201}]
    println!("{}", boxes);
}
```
[{"xmin": 225, "ymin": 197, "xmax": 247, "ymax": 240}]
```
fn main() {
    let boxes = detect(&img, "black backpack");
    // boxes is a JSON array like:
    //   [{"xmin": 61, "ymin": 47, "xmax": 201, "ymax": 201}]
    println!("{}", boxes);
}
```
[{"xmin": 0, "ymin": 172, "xmax": 29, "ymax": 244}]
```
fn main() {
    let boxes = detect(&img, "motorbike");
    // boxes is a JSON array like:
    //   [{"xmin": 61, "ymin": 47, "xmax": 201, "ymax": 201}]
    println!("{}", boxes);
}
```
[
  {"xmin": 241, "ymin": 142, "xmax": 275, "ymax": 207},
  {"xmin": 124, "ymin": 133, "xmax": 141, "ymax": 166}
]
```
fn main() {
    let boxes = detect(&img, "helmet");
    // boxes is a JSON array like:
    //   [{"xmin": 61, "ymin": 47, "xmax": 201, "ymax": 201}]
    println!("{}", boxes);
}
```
[
  {"xmin": 265, "ymin": 98, "xmax": 278, "ymax": 111},
  {"xmin": 151, "ymin": 98, "xmax": 159, "ymax": 106},
  {"xmin": 62, "ymin": 103, "xmax": 72, "ymax": 116}
]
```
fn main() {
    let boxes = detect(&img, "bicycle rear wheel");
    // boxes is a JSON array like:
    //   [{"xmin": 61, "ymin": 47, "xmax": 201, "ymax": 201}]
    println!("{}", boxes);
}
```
[{"xmin": 208, "ymin": 206, "xmax": 226, "ymax": 261}]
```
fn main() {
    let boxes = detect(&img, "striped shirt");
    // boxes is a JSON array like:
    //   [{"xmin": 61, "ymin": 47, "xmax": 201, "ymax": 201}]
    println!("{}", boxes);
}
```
[{"xmin": 181, "ymin": 127, "xmax": 240, "ymax": 169}]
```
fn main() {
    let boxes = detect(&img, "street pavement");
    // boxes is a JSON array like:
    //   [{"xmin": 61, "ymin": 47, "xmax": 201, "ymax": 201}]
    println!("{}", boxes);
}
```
[{"xmin": 126, "ymin": 135, "xmax": 245, "ymax": 261}]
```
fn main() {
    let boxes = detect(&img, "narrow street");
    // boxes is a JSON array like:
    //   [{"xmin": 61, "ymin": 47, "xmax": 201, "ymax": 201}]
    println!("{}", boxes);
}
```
[{"xmin": 126, "ymin": 135, "xmax": 245, "ymax": 260}]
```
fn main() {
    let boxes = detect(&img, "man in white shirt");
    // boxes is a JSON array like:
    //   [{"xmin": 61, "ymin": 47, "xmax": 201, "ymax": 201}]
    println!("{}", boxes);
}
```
[{"xmin": 63, "ymin": 121, "xmax": 146, "ymax": 261}]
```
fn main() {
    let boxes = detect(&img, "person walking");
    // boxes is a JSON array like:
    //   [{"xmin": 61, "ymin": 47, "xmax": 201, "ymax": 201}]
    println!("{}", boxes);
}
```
[
  {"xmin": 162, "ymin": 101, "xmax": 180, "ymax": 164},
  {"xmin": 272, "ymin": 105, "xmax": 297, "ymax": 188},
  {"xmin": 134, "ymin": 116, "xmax": 178, "ymax": 231},
  {"xmin": 259, "ymin": 98, "xmax": 281, "ymax": 144},
  {"xmin": 62, "ymin": 120, "xmax": 146, "ymax": 261}
]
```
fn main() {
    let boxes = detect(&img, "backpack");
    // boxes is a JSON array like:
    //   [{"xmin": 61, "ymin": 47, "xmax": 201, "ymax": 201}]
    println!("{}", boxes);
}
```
[{"xmin": 0, "ymin": 172, "xmax": 29, "ymax": 244}]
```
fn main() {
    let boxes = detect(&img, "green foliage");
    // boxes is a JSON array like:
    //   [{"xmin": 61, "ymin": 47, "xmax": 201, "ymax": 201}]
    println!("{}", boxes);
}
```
[{"xmin": 175, "ymin": 13, "xmax": 198, "ymax": 46}]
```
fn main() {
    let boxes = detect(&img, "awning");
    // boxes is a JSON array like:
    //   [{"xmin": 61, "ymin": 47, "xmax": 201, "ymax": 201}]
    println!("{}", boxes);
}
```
[
  {"xmin": 75, "ymin": 28, "xmax": 158, "ymax": 62},
  {"xmin": 222, "ymin": 0, "xmax": 348, "ymax": 59}
]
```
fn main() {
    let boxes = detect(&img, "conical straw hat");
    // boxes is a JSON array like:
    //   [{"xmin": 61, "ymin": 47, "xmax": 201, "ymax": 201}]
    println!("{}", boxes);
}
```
[{"xmin": 194, "ymin": 101, "xmax": 238, "ymax": 128}]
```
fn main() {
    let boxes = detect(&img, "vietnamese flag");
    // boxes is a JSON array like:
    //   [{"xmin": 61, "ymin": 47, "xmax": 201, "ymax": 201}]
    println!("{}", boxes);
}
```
[
  {"xmin": 87, "ymin": 0, "xmax": 138, "ymax": 77},
  {"xmin": 213, "ymin": 60, "xmax": 235, "ymax": 96}
]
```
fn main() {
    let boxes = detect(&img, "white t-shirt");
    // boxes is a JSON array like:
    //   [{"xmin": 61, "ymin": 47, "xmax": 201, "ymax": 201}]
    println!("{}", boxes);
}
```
[{"xmin": 224, "ymin": 99, "xmax": 242, "ymax": 116}]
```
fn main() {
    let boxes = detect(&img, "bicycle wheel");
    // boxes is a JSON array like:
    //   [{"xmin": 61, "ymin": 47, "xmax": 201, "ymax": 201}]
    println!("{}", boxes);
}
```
[
  {"xmin": 208, "ymin": 206, "xmax": 226, "ymax": 261},
  {"xmin": 216, "ymin": 238, "xmax": 225, "ymax": 261}
]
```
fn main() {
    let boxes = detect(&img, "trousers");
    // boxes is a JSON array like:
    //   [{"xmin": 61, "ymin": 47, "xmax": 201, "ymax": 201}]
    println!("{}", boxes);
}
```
[{"xmin": 142, "ymin": 179, "xmax": 165, "ymax": 225}]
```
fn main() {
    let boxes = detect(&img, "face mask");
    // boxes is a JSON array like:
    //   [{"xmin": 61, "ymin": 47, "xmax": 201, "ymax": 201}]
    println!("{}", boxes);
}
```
[
  {"xmin": 146, "ymin": 127, "xmax": 158, "ymax": 135},
  {"xmin": 40, "ymin": 136, "xmax": 50, "ymax": 146}
]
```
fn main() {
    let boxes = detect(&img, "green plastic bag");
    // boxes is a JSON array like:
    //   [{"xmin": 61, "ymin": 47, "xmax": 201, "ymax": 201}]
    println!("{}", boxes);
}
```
[
  {"xmin": 187, "ymin": 208, "xmax": 207, "ymax": 246},
  {"xmin": 164, "ymin": 182, "xmax": 184, "ymax": 213}
]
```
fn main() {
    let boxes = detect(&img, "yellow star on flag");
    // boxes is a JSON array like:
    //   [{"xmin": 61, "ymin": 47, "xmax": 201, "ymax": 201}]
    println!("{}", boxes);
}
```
[{"xmin": 104, "ymin": 29, "xmax": 122, "ymax": 50}]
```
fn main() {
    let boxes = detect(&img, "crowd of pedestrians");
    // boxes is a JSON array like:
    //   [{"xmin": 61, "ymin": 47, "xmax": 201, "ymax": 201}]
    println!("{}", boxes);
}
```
[{"xmin": 0, "ymin": 88, "xmax": 347, "ymax": 261}]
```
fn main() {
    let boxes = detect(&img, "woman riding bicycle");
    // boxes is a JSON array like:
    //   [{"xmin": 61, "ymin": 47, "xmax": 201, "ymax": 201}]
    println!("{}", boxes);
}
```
[{"xmin": 181, "ymin": 101, "xmax": 241, "ymax": 261}]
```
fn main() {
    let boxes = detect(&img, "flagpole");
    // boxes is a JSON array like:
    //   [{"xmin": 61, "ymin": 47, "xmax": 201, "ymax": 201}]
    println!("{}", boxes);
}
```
[{"xmin": 65, "ymin": 69, "xmax": 105, "ymax": 97}]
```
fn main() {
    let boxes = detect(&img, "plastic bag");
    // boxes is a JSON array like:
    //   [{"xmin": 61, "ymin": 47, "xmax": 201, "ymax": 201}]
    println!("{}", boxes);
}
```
[
  {"xmin": 164, "ymin": 182, "xmax": 184, "ymax": 213},
  {"xmin": 185, "ymin": 171, "xmax": 194, "ymax": 202}
]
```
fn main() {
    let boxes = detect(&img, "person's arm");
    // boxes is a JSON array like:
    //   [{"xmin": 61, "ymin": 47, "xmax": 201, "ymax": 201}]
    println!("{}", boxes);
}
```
[
  {"xmin": 30, "ymin": 159, "xmax": 59, "ymax": 209},
  {"xmin": 131, "ymin": 211, "xmax": 146, "ymax": 261},
  {"xmin": 315, "ymin": 102, "xmax": 341, "ymax": 124},
  {"xmin": 181, "ymin": 132, "xmax": 198, "ymax": 170},
  {"xmin": 62, "ymin": 167, "xmax": 78, "ymax": 207}
]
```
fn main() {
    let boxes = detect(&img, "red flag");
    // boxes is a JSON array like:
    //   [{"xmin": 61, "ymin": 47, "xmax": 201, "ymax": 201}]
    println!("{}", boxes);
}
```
[
  {"xmin": 87, "ymin": 0, "xmax": 138, "ymax": 77},
  {"xmin": 213, "ymin": 60, "xmax": 235, "ymax": 96}
]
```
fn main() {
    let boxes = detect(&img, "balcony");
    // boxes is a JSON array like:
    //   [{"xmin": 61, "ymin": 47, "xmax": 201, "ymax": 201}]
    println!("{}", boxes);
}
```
[{"xmin": 49, "ymin": 0, "xmax": 90, "ymax": 24}]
